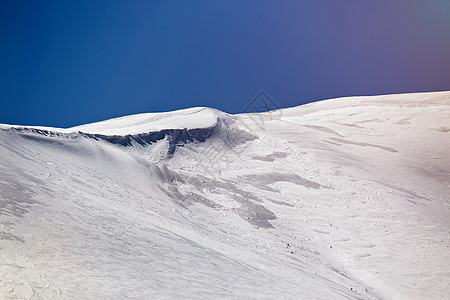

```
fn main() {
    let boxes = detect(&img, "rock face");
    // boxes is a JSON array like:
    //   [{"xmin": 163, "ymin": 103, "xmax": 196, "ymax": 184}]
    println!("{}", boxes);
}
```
[{"xmin": 0, "ymin": 91, "xmax": 449, "ymax": 299}]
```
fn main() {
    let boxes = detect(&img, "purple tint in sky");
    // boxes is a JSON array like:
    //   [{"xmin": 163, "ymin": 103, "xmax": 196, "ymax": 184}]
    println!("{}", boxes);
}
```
[{"xmin": 0, "ymin": 0, "xmax": 449, "ymax": 127}]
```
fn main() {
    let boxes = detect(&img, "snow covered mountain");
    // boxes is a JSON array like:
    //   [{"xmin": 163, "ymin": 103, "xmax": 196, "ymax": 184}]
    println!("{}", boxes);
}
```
[{"xmin": 1, "ymin": 91, "xmax": 449, "ymax": 299}]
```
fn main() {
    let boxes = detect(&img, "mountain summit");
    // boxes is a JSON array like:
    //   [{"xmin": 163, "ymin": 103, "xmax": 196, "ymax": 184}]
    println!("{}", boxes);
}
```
[{"xmin": 1, "ymin": 92, "xmax": 449, "ymax": 299}]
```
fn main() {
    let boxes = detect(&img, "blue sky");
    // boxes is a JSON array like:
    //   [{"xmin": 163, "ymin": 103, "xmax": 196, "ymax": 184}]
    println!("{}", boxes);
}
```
[{"xmin": 1, "ymin": 0, "xmax": 449, "ymax": 127}]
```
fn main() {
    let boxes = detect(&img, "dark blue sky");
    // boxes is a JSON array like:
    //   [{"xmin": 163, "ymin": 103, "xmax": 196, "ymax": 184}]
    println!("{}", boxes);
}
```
[{"xmin": 1, "ymin": 1, "xmax": 449, "ymax": 127}]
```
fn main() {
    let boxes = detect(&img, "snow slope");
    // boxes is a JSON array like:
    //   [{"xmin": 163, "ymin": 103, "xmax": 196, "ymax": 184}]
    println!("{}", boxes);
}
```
[{"xmin": 0, "ymin": 91, "xmax": 449, "ymax": 299}]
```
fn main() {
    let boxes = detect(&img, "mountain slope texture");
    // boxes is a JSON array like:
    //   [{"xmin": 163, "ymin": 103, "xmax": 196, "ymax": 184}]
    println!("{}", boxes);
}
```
[{"xmin": 0, "ymin": 91, "xmax": 449, "ymax": 299}]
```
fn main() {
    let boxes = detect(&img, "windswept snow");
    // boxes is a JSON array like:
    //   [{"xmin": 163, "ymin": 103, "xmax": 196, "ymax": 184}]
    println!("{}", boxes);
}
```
[
  {"xmin": 0, "ymin": 107, "xmax": 224, "ymax": 136},
  {"xmin": 0, "ymin": 91, "xmax": 449, "ymax": 299},
  {"xmin": 70, "ymin": 107, "xmax": 224, "ymax": 135}
]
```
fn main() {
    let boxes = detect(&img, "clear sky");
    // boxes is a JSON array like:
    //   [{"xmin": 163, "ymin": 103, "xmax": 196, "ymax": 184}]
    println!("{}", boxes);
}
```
[{"xmin": 1, "ymin": 0, "xmax": 449, "ymax": 127}]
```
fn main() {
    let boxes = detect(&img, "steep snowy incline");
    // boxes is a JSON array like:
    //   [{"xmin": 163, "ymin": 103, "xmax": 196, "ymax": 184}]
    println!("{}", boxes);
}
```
[
  {"xmin": 233, "ymin": 91, "xmax": 450, "ymax": 299},
  {"xmin": 0, "ymin": 91, "xmax": 449, "ymax": 299}
]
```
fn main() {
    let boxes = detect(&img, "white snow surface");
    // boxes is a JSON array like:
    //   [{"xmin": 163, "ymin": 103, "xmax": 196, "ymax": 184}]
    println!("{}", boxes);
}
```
[
  {"xmin": 0, "ymin": 91, "xmax": 449, "ymax": 299},
  {"xmin": 0, "ymin": 107, "xmax": 223, "ymax": 135},
  {"xmin": 70, "ymin": 107, "xmax": 224, "ymax": 135}
]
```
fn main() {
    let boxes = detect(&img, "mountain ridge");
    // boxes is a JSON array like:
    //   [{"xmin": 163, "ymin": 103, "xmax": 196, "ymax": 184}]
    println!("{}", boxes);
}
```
[
  {"xmin": 0, "ymin": 91, "xmax": 449, "ymax": 299},
  {"xmin": 2, "ymin": 90, "xmax": 448, "ymax": 135}
]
